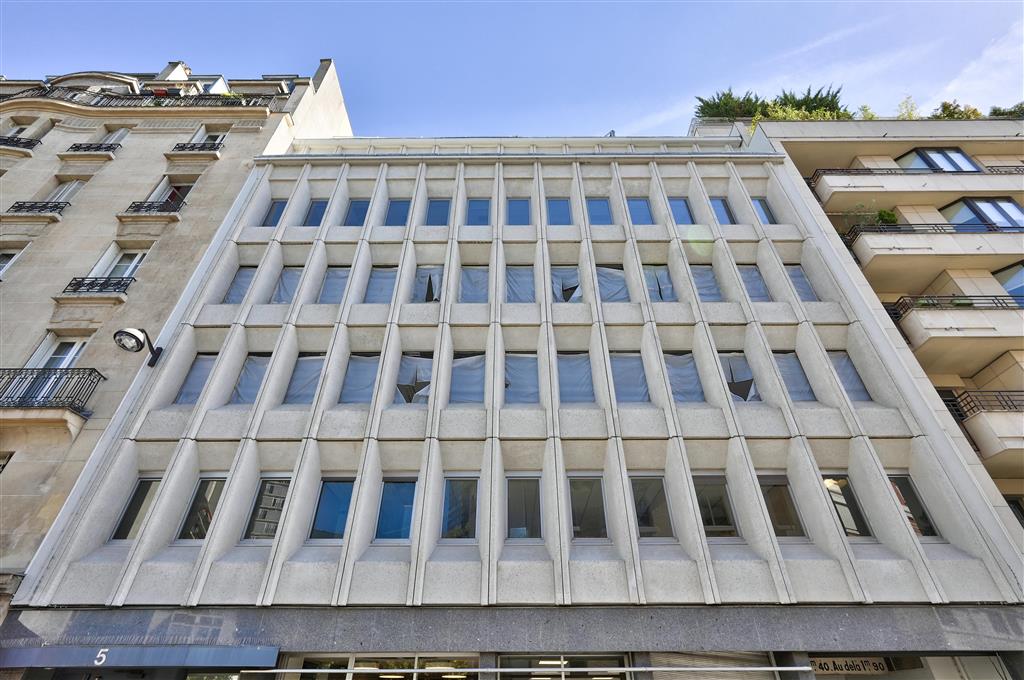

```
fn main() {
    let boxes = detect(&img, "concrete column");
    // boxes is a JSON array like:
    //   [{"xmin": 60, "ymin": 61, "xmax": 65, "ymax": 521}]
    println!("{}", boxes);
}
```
[
  {"xmin": 479, "ymin": 651, "xmax": 498, "ymax": 680},
  {"xmin": 773, "ymin": 651, "xmax": 816, "ymax": 680}
]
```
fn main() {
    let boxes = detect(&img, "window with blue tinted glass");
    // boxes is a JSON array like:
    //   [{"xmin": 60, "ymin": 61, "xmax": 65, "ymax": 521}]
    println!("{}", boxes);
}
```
[
  {"xmin": 669, "ymin": 197, "xmax": 694, "ymax": 224},
  {"xmin": 587, "ymin": 198, "xmax": 613, "ymax": 225},
  {"xmin": 363, "ymin": 267, "xmax": 397, "ymax": 303},
  {"xmin": 995, "ymin": 261, "xmax": 1024, "ymax": 300},
  {"xmin": 786, "ymin": 265, "xmax": 818, "ymax": 301},
  {"xmin": 940, "ymin": 198, "xmax": 1024, "ymax": 229},
  {"xmin": 309, "ymin": 480, "xmax": 354, "ymax": 539},
  {"xmin": 691, "ymin": 265, "xmax": 723, "ymax": 302},
  {"xmin": 547, "ymin": 198, "xmax": 572, "ymax": 225},
  {"xmin": 441, "ymin": 478, "xmax": 478, "ymax": 539},
  {"xmin": 375, "ymin": 480, "xmax": 416, "ymax": 539},
  {"xmin": 317, "ymin": 267, "xmax": 350, "ymax": 304},
  {"xmin": 343, "ymin": 199, "xmax": 370, "ymax": 227},
  {"xmin": 466, "ymin": 199, "xmax": 490, "ymax": 225},
  {"xmin": 339, "ymin": 354, "xmax": 379, "ymax": 403},
  {"xmin": 775, "ymin": 352, "xmax": 816, "ymax": 401},
  {"xmin": 829, "ymin": 351, "xmax": 871, "ymax": 401},
  {"xmin": 752, "ymin": 198, "xmax": 776, "ymax": 224},
  {"xmin": 507, "ymin": 198, "xmax": 530, "ymax": 225},
  {"xmin": 425, "ymin": 199, "xmax": 450, "ymax": 226},
  {"xmin": 174, "ymin": 354, "xmax": 217, "ymax": 405},
  {"xmin": 627, "ymin": 197, "xmax": 654, "ymax": 224},
  {"xmin": 222, "ymin": 266, "xmax": 257, "ymax": 304},
  {"xmin": 304, "ymin": 200, "xmax": 328, "ymax": 227},
  {"xmin": 506, "ymin": 266, "xmax": 535, "ymax": 302},
  {"xmin": 738, "ymin": 265, "xmax": 772, "ymax": 302},
  {"xmin": 710, "ymin": 197, "xmax": 735, "ymax": 224},
  {"xmin": 262, "ymin": 200, "xmax": 287, "ymax": 227},
  {"xmin": 271, "ymin": 267, "xmax": 302, "ymax": 304},
  {"xmin": 384, "ymin": 199, "xmax": 411, "ymax": 226}
]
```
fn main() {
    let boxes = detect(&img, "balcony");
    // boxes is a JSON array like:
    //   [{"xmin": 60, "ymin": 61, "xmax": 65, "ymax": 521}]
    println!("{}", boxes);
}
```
[
  {"xmin": 1, "ymin": 85, "xmax": 281, "ymax": 110},
  {"xmin": 807, "ymin": 167, "xmax": 1024, "ymax": 211},
  {"xmin": 123, "ymin": 197, "xmax": 185, "ymax": 214},
  {"xmin": 943, "ymin": 390, "xmax": 1023, "ymax": 475},
  {"xmin": 843, "ymin": 223, "xmax": 1024, "ymax": 293},
  {"xmin": 165, "ymin": 141, "xmax": 223, "ymax": 161},
  {"xmin": 6, "ymin": 201, "xmax": 70, "ymax": 214},
  {"xmin": 0, "ymin": 135, "xmax": 41, "ymax": 150},
  {"xmin": 0, "ymin": 367, "xmax": 106, "ymax": 435},
  {"xmin": 172, "ymin": 142, "xmax": 223, "ymax": 152},
  {"xmin": 1, "ymin": 202, "xmax": 71, "ymax": 230},
  {"xmin": 67, "ymin": 142, "xmax": 121, "ymax": 153},
  {"xmin": 886, "ymin": 295, "xmax": 1024, "ymax": 374},
  {"xmin": 63, "ymin": 277, "xmax": 135, "ymax": 294}
]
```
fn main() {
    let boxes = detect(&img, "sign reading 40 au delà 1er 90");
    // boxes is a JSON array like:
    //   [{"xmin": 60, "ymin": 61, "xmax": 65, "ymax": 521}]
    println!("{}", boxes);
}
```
[{"xmin": 810, "ymin": 657, "xmax": 888, "ymax": 675}]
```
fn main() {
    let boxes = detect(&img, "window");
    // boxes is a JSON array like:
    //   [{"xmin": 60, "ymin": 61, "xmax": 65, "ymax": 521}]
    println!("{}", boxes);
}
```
[
  {"xmin": 363, "ymin": 267, "xmax": 397, "ymax": 303},
  {"xmin": 569, "ymin": 477, "xmax": 607, "ymax": 538},
  {"xmin": 101, "ymin": 127, "xmax": 130, "ymax": 144},
  {"xmin": 375, "ymin": 480, "xmax": 416, "ymax": 539},
  {"xmin": 283, "ymin": 354, "xmax": 324, "ymax": 404},
  {"xmin": 822, "ymin": 475, "xmax": 872, "ymax": 537},
  {"xmin": 505, "ymin": 353, "xmax": 539, "ymax": 404},
  {"xmin": 264, "ymin": 197, "xmax": 288, "ymax": 227},
  {"xmin": 669, "ymin": 197, "xmax": 693, "ymax": 224},
  {"xmin": 384, "ymin": 199, "xmax": 411, "ymax": 226},
  {"xmin": 460, "ymin": 266, "xmax": 488, "ymax": 303},
  {"xmin": 0, "ymin": 249, "xmax": 22, "ymax": 278},
  {"xmin": 466, "ymin": 198, "xmax": 490, "ymax": 226},
  {"xmin": 46, "ymin": 180, "xmax": 84, "ymax": 203},
  {"xmin": 271, "ymin": 267, "xmax": 302, "ymax": 304},
  {"xmin": 222, "ymin": 266, "xmax": 256, "ymax": 304},
  {"xmin": 174, "ymin": 354, "xmax": 217, "ymax": 405},
  {"xmin": 759, "ymin": 478, "xmax": 804, "ymax": 537},
  {"xmin": 596, "ymin": 265, "xmax": 629, "ymax": 302},
  {"xmin": 889, "ymin": 475, "xmax": 938, "ymax": 538},
  {"xmin": 774, "ymin": 351, "xmax": 816, "ymax": 402},
  {"xmin": 158, "ymin": 182, "xmax": 192, "ymax": 205},
  {"xmin": 547, "ymin": 198, "xmax": 572, "ymax": 225},
  {"xmin": 786, "ymin": 265, "xmax": 818, "ymax": 301},
  {"xmin": 994, "ymin": 261, "xmax": 1024, "ymax": 300},
  {"xmin": 507, "ymin": 198, "xmax": 530, "ymax": 226},
  {"xmin": 896, "ymin": 147, "xmax": 979, "ymax": 173},
  {"xmin": 710, "ymin": 197, "xmax": 735, "ymax": 224},
  {"xmin": 0, "ymin": 453, "xmax": 9, "ymax": 476},
  {"xmin": 631, "ymin": 477, "xmax": 673, "ymax": 538},
  {"xmin": 111, "ymin": 479, "xmax": 161, "ymax": 540},
  {"xmin": 694, "ymin": 477, "xmax": 737, "ymax": 537},
  {"xmin": 752, "ymin": 198, "xmax": 777, "ymax": 224},
  {"xmin": 451, "ymin": 353, "xmax": 486, "ymax": 403},
  {"xmin": 303, "ymin": 200, "xmax": 328, "ymax": 227},
  {"xmin": 106, "ymin": 251, "xmax": 146, "ymax": 278},
  {"xmin": 557, "ymin": 353, "xmax": 595, "ymax": 403},
  {"xmin": 691, "ymin": 265, "xmax": 723, "ymax": 302},
  {"xmin": 551, "ymin": 266, "xmax": 582, "ymax": 302},
  {"xmin": 664, "ymin": 352, "xmax": 704, "ymax": 402},
  {"xmin": 339, "ymin": 354, "xmax": 379, "ymax": 403},
  {"xmin": 829, "ymin": 352, "xmax": 871, "ymax": 401},
  {"xmin": 719, "ymin": 352, "xmax": 760, "ymax": 402},
  {"xmin": 627, "ymin": 197, "xmax": 654, "ymax": 224},
  {"xmin": 178, "ymin": 478, "xmax": 226, "ymax": 540},
  {"xmin": 506, "ymin": 265, "xmax": 535, "ymax": 302},
  {"xmin": 317, "ymin": 267, "xmax": 350, "ymax": 304},
  {"xmin": 644, "ymin": 265, "xmax": 677, "ymax": 302},
  {"xmin": 441, "ymin": 478, "xmax": 478, "ymax": 539},
  {"xmin": 940, "ymin": 198, "xmax": 1024, "ymax": 229},
  {"xmin": 738, "ymin": 265, "xmax": 772, "ymax": 302},
  {"xmin": 507, "ymin": 478, "xmax": 542, "ymax": 539},
  {"xmin": 394, "ymin": 353, "xmax": 433, "ymax": 404},
  {"xmin": 309, "ymin": 480, "xmax": 354, "ymax": 539},
  {"xmin": 411, "ymin": 266, "xmax": 444, "ymax": 303},
  {"xmin": 1006, "ymin": 495, "xmax": 1024, "ymax": 528},
  {"xmin": 243, "ymin": 479, "xmax": 290, "ymax": 539},
  {"xmin": 425, "ymin": 198, "xmax": 450, "ymax": 226},
  {"xmin": 586, "ymin": 197, "xmax": 613, "ymax": 225},
  {"xmin": 609, "ymin": 353, "xmax": 649, "ymax": 403},
  {"xmin": 343, "ymin": 199, "xmax": 370, "ymax": 227},
  {"xmin": 31, "ymin": 339, "xmax": 86, "ymax": 371},
  {"xmin": 229, "ymin": 354, "xmax": 270, "ymax": 404}
]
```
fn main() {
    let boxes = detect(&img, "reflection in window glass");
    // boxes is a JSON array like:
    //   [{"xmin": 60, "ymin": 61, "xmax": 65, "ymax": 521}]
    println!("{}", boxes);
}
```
[
  {"xmin": 339, "ymin": 354, "xmax": 379, "ymax": 404},
  {"xmin": 644, "ymin": 265, "xmax": 676, "ymax": 302},
  {"xmin": 229, "ymin": 354, "xmax": 270, "ymax": 404},
  {"xmin": 547, "ymin": 198, "xmax": 572, "ymax": 225},
  {"xmin": 752, "ymin": 198, "xmax": 776, "ymax": 224},
  {"xmin": 610, "ymin": 353, "xmax": 650, "ymax": 403},
  {"xmin": 425, "ymin": 198, "xmax": 450, "ymax": 226},
  {"xmin": 375, "ymin": 480, "xmax": 416, "ymax": 539},
  {"xmin": 411, "ymin": 266, "xmax": 444, "ymax": 302},
  {"xmin": 262, "ymin": 200, "xmax": 286, "ymax": 227},
  {"xmin": 759, "ymin": 479, "xmax": 804, "ymax": 537},
  {"xmin": 775, "ymin": 351, "xmax": 816, "ymax": 402},
  {"xmin": 174, "ymin": 354, "xmax": 217, "ymax": 405},
  {"xmin": 507, "ymin": 478, "xmax": 541, "ymax": 539},
  {"xmin": 596, "ymin": 265, "xmax": 630, "ymax": 302},
  {"xmin": 451, "ymin": 353, "xmax": 486, "ymax": 403},
  {"xmin": 441, "ymin": 478, "xmax": 478, "ymax": 539},
  {"xmin": 506, "ymin": 266, "xmax": 535, "ymax": 302},
  {"xmin": 694, "ymin": 478, "xmax": 736, "ymax": 537},
  {"xmin": 631, "ymin": 477, "xmax": 673, "ymax": 538},
  {"xmin": 994, "ymin": 262, "xmax": 1024, "ymax": 299},
  {"xmin": 558, "ymin": 353, "xmax": 595, "ymax": 403},
  {"xmin": 889, "ymin": 475, "xmax": 938, "ymax": 537},
  {"xmin": 222, "ymin": 266, "xmax": 256, "ymax": 304},
  {"xmin": 627, "ymin": 197, "xmax": 654, "ymax": 224},
  {"xmin": 569, "ymin": 478, "xmax": 607, "ymax": 538},
  {"xmin": 460, "ymin": 266, "xmax": 489, "ymax": 303},
  {"xmin": 505, "ymin": 353, "xmax": 539, "ymax": 404},
  {"xmin": 691, "ymin": 265, "xmax": 723, "ymax": 302},
  {"xmin": 665, "ymin": 352, "xmax": 704, "ymax": 402},
  {"xmin": 669, "ymin": 197, "xmax": 693, "ymax": 224},
  {"xmin": 317, "ymin": 267, "xmax": 350, "ymax": 304},
  {"xmin": 343, "ymin": 199, "xmax": 370, "ymax": 227},
  {"xmin": 363, "ymin": 267, "xmax": 397, "ymax": 303},
  {"xmin": 243, "ymin": 479, "xmax": 290, "ymax": 539},
  {"xmin": 283, "ymin": 354, "xmax": 324, "ymax": 404},
  {"xmin": 466, "ymin": 198, "xmax": 490, "ymax": 225},
  {"xmin": 586, "ymin": 197, "xmax": 613, "ymax": 225},
  {"xmin": 786, "ymin": 265, "xmax": 818, "ymax": 301},
  {"xmin": 384, "ymin": 199, "xmax": 411, "ymax": 226},
  {"xmin": 823, "ymin": 475, "xmax": 872, "ymax": 537},
  {"xmin": 394, "ymin": 353, "xmax": 433, "ymax": 404},
  {"xmin": 507, "ymin": 198, "xmax": 530, "ymax": 226},
  {"xmin": 551, "ymin": 266, "xmax": 582, "ymax": 302},
  {"xmin": 303, "ymin": 200, "xmax": 328, "ymax": 227},
  {"xmin": 719, "ymin": 352, "xmax": 760, "ymax": 402},
  {"xmin": 309, "ymin": 480, "xmax": 354, "ymax": 539},
  {"xmin": 178, "ymin": 479, "xmax": 226, "ymax": 540},
  {"xmin": 738, "ymin": 265, "xmax": 772, "ymax": 302},
  {"xmin": 710, "ymin": 197, "xmax": 735, "ymax": 224},
  {"xmin": 829, "ymin": 351, "xmax": 871, "ymax": 401},
  {"xmin": 112, "ymin": 479, "xmax": 161, "ymax": 540},
  {"xmin": 271, "ymin": 267, "xmax": 303, "ymax": 304}
]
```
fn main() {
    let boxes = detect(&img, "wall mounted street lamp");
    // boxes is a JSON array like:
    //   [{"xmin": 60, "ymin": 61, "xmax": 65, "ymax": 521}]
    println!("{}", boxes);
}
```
[{"xmin": 113, "ymin": 328, "xmax": 163, "ymax": 366}]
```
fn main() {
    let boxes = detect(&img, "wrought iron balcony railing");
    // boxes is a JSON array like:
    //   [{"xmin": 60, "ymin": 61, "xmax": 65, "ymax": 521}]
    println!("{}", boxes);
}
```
[
  {"xmin": 886, "ymin": 295, "xmax": 1024, "ymax": 321},
  {"xmin": 807, "ymin": 166, "xmax": 989, "ymax": 189},
  {"xmin": 0, "ymin": 135, "xmax": 42, "ymax": 150},
  {"xmin": 842, "ymin": 222, "xmax": 1024, "ymax": 245},
  {"xmin": 63, "ymin": 276, "xmax": 135, "ymax": 294},
  {"xmin": 124, "ymin": 197, "xmax": 185, "ymax": 214},
  {"xmin": 1, "ymin": 85, "xmax": 281, "ymax": 110},
  {"xmin": 0, "ymin": 367, "xmax": 106, "ymax": 415},
  {"xmin": 6, "ymin": 201, "xmax": 71, "ymax": 214},
  {"xmin": 66, "ymin": 142, "xmax": 122, "ymax": 153},
  {"xmin": 942, "ymin": 390, "xmax": 1024, "ymax": 420},
  {"xmin": 985, "ymin": 165, "xmax": 1024, "ymax": 174},
  {"xmin": 171, "ymin": 142, "xmax": 224, "ymax": 152}
]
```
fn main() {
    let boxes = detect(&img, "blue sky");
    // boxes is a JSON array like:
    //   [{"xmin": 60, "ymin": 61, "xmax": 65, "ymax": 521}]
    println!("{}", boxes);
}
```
[{"xmin": 1, "ymin": 1, "xmax": 1021, "ymax": 137}]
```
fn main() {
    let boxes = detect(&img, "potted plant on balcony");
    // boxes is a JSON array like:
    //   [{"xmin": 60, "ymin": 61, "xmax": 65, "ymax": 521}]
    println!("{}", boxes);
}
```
[{"xmin": 876, "ymin": 209, "xmax": 898, "ymax": 225}]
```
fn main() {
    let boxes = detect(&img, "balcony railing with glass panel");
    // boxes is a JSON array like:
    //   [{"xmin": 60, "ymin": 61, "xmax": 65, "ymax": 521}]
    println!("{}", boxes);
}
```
[
  {"xmin": 6, "ymin": 201, "xmax": 71, "ymax": 214},
  {"xmin": 0, "ymin": 367, "xmax": 106, "ymax": 415},
  {"xmin": 0, "ymin": 135, "xmax": 42, "ymax": 150},
  {"xmin": 885, "ymin": 295, "xmax": 1024, "ymax": 322},
  {"xmin": 63, "ymin": 277, "xmax": 136, "ymax": 294}
]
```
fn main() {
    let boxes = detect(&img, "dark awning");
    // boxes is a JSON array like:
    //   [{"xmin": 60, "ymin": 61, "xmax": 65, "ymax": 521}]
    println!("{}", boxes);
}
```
[{"xmin": 0, "ymin": 645, "xmax": 278, "ymax": 669}]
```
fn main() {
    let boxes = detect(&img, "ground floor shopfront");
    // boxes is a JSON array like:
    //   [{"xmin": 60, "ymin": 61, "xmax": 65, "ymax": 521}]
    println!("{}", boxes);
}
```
[{"xmin": 0, "ymin": 607, "xmax": 1020, "ymax": 680}]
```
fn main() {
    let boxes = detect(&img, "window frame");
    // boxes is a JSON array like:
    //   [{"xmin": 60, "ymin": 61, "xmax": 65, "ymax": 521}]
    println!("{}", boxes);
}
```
[
  {"xmin": 821, "ymin": 473, "xmax": 875, "ymax": 541},
  {"xmin": 343, "ymin": 199, "xmax": 371, "ymax": 227},
  {"xmin": 668, "ymin": 197, "xmax": 694, "ymax": 225},
  {"xmin": 709, "ymin": 197, "xmax": 736, "ymax": 225},
  {"xmin": 384, "ymin": 198, "xmax": 411, "ymax": 227},
  {"xmin": 939, "ymin": 197, "xmax": 1024, "ymax": 228},
  {"xmin": 466, "ymin": 198, "xmax": 491, "ymax": 226},
  {"xmin": 757, "ymin": 474, "xmax": 808, "ymax": 542},
  {"xmin": 425, "ymin": 198, "xmax": 451, "ymax": 226},
  {"xmin": 505, "ymin": 473, "xmax": 544, "ymax": 542},
  {"xmin": 626, "ymin": 196, "xmax": 654, "ymax": 225},
  {"xmin": 173, "ymin": 475, "xmax": 227, "ymax": 544},
  {"xmin": 629, "ymin": 474, "xmax": 676, "ymax": 542},
  {"xmin": 0, "ymin": 247, "xmax": 26, "ymax": 279},
  {"xmin": 372, "ymin": 477, "xmax": 418, "ymax": 543},
  {"xmin": 887, "ymin": 473, "xmax": 943, "ymax": 542},
  {"xmin": 108, "ymin": 477, "xmax": 162, "ymax": 542},
  {"xmin": 546, "ymin": 197, "xmax": 572, "ymax": 226},
  {"xmin": 567, "ymin": 474, "xmax": 610, "ymax": 542},
  {"xmin": 751, "ymin": 198, "xmax": 777, "ymax": 224},
  {"xmin": 692, "ymin": 474, "xmax": 742, "ymax": 541},
  {"xmin": 506, "ymin": 197, "xmax": 531, "ymax": 226},
  {"xmin": 438, "ymin": 475, "xmax": 480, "ymax": 543},
  {"xmin": 173, "ymin": 352, "xmax": 218, "ymax": 405},
  {"xmin": 239, "ymin": 475, "xmax": 292, "ymax": 544},
  {"xmin": 896, "ymin": 147, "xmax": 980, "ymax": 173},
  {"xmin": 303, "ymin": 199, "xmax": 329, "ymax": 227},
  {"xmin": 585, "ymin": 197, "xmax": 613, "ymax": 225},
  {"xmin": 306, "ymin": 478, "xmax": 356, "ymax": 543}
]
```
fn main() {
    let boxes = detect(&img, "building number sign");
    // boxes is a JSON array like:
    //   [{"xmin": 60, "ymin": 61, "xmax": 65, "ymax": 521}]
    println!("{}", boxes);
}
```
[{"xmin": 810, "ymin": 657, "xmax": 888, "ymax": 675}]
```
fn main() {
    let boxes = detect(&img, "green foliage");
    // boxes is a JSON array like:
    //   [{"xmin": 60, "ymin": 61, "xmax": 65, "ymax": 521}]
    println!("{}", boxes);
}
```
[
  {"xmin": 896, "ymin": 96, "xmax": 919, "ymax": 120},
  {"xmin": 774, "ymin": 85, "xmax": 849, "ymax": 115},
  {"xmin": 697, "ymin": 85, "xmax": 853, "ymax": 126},
  {"xmin": 857, "ymin": 104, "xmax": 878, "ymax": 120},
  {"xmin": 748, "ymin": 102, "xmax": 853, "ymax": 133},
  {"xmin": 695, "ymin": 89, "xmax": 767, "ymax": 119},
  {"xmin": 876, "ymin": 209, "xmax": 898, "ymax": 225},
  {"xmin": 929, "ymin": 100, "xmax": 982, "ymax": 120},
  {"xmin": 989, "ymin": 101, "xmax": 1024, "ymax": 118}
]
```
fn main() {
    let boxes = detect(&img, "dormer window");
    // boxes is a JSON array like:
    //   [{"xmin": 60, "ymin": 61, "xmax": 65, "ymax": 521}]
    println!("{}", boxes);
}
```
[{"xmin": 895, "ymin": 147, "xmax": 979, "ymax": 172}]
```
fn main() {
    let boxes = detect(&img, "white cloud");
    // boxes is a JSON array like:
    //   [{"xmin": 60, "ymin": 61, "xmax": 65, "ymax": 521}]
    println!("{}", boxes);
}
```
[
  {"xmin": 765, "ymin": 19, "xmax": 883, "ymax": 64},
  {"xmin": 925, "ymin": 20, "xmax": 1024, "ymax": 111}
]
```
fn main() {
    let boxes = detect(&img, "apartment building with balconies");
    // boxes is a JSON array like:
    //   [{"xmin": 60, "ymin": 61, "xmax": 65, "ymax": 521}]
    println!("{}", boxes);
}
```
[
  {"xmin": 0, "ymin": 59, "xmax": 351, "ymax": 616},
  {"xmin": 2, "ymin": 132, "xmax": 1019, "ymax": 679},
  {"xmin": 738, "ymin": 119, "xmax": 1024, "ymax": 547}
]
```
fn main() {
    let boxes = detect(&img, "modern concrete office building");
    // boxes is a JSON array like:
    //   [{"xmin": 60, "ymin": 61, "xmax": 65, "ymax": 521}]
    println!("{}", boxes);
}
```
[
  {"xmin": 2, "ymin": 120, "xmax": 1021, "ymax": 679},
  {"xmin": 0, "ymin": 59, "xmax": 351, "ymax": 618}
]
